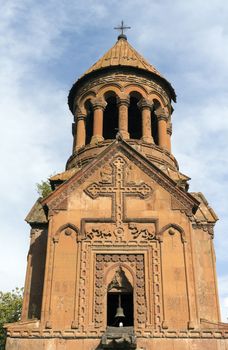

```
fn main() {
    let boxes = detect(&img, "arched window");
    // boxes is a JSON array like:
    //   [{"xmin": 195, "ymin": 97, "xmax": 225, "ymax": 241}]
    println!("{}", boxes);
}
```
[
  {"xmin": 103, "ymin": 94, "xmax": 118, "ymax": 140},
  {"xmin": 85, "ymin": 100, "xmax": 93, "ymax": 145},
  {"xmin": 152, "ymin": 100, "xmax": 160, "ymax": 146},
  {"xmin": 128, "ymin": 94, "xmax": 142, "ymax": 139},
  {"xmin": 107, "ymin": 267, "xmax": 134, "ymax": 327}
]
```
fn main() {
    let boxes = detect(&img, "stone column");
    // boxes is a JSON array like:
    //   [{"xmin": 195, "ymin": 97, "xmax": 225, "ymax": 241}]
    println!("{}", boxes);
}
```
[
  {"xmin": 75, "ymin": 111, "xmax": 86, "ymax": 151},
  {"xmin": 155, "ymin": 107, "xmax": 169, "ymax": 150},
  {"xmin": 91, "ymin": 98, "xmax": 107, "ymax": 144},
  {"xmin": 167, "ymin": 122, "xmax": 172, "ymax": 153},
  {"xmin": 137, "ymin": 98, "xmax": 154, "ymax": 143},
  {"xmin": 117, "ymin": 94, "xmax": 130, "ymax": 139}
]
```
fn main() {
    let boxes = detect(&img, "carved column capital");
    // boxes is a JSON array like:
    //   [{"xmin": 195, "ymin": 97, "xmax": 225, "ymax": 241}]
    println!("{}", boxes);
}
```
[
  {"xmin": 155, "ymin": 107, "xmax": 169, "ymax": 122},
  {"xmin": 76, "ymin": 114, "xmax": 86, "ymax": 122},
  {"xmin": 137, "ymin": 98, "xmax": 153, "ymax": 111},
  {"xmin": 75, "ymin": 108, "xmax": 87, "ymax": 121},
  {"xmin": 91, "ymin": 98, "xmax": 107, "ymax": 111},
  {"xmin": 117, "ymin": 94, "xmax": 130, "ymax": 107}
]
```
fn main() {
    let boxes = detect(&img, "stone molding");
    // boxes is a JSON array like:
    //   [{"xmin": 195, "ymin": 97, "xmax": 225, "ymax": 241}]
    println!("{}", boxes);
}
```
[
  {"xmin": 94, "ymin": 254, "xmax": 147, "ymax": 328},
  {"xmin": 6, "ymin": 328, "xmax": 228, "ymax": 339},
  {"xmin": 74, "ymin": 72, "xmax": 170, "ymax": 112},
  {"xmin": 192, "ymin": 222, "xmax": 214, "ymax": 239},
  {"xmin": 44, "ymin": 144, "xmax": 198, "ymax": 216}
]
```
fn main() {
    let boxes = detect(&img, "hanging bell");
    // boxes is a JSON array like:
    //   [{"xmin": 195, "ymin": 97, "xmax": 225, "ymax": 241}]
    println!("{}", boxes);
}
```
[
  {"xmin": 115, "ymin": 306, "xmax": 125, "ymax": 318},
  {"xmin": 115, "ymin": 294, "xmax": 125, "ymax": 318}
]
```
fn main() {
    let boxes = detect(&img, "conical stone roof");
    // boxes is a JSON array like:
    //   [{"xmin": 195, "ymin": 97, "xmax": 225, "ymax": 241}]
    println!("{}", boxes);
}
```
[
  {"xmin": 81, "ymin": 37, "xmax": 163, "ymax": 79},
  {"xmin": 68, "ymin": 36, "xmax": 176, "ymax": 112}
]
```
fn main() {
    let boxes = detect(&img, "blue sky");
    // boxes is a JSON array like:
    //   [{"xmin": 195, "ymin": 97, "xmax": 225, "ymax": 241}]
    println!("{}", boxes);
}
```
[{"xmin": 1, "ymin": 0, "xmax": 228, "ymax": 321}]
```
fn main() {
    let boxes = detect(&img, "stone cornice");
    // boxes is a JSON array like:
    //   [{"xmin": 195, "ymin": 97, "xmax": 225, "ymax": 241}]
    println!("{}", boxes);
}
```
[
  {"xmin": 41, "ymin": 139, "xmax": 199, "ymax": 216},
  {"xmin": 5, "ymin": 327, "xmax": 228, "ymax": 339}
]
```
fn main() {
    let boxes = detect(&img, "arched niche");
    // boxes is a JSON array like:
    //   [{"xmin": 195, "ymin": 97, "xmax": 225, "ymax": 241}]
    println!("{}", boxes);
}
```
[
  {"xmin": 151, "ymin": 99, "xmax": 161, "ymax": 146},
  {"xmin": 103, "ymin": 91, "xmax": 118, "ymax": 140},
  {"xmin": 77, "ymin": 91, "xmax": 96, "ymax": 114},
  {"xmin": 124, "ymin": 84, "xmax": 148, "ymax": 98},
  {"xmin": 158, "ymin": 223, "xmax": 186, "ymax": 243},
  {"xmin": 53, "ymin": 223, "xmax": 80, "ymax": 243},
  {"xmin": 84, "ymin": 99, "xmax": 94, "ymax": 145},
  {"xmin": 50, "ymin": 224, "xmax": 80, "ymax": 329},
  {"xmin": 159, "ymin": 224, "xmax": 189, "ymax": 329},
  {"xmin": 97, "ymin": 84, "xmax": 121, "ymax": 98},
  {"xmin": 105, "ymin": 265, "xmax": 134, "ymax": 327},
  {"xmin": 128, "ymin": 91, "xmax": 142, "ymax": 139}
]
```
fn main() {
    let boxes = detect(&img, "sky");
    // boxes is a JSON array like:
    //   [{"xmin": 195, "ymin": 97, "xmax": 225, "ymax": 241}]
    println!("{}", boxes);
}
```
[{"xmin": 0, "ymin": 0, "xmax": 228, "ymax": 321}]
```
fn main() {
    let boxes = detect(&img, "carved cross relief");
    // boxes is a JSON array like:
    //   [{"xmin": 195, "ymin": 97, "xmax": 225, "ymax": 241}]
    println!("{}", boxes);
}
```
[{"xmin": 84, "ymin": 155, "xmax": 156, "ymax": 241}]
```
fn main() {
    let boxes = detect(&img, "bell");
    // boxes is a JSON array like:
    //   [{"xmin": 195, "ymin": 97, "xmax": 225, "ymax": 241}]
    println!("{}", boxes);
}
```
[
  {"xmin": 115, "ymin": 306, "xmax": 125, "ymax": 318},
  {"xmin": 115, "ymin": 294, "xmax": 125, "ymax": 318}
]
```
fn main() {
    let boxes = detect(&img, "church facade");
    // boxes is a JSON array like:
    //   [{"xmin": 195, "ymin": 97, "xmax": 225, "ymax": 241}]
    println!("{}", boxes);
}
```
[{"xmin": 5, "ymin": 33, "xmax": 228, "ymax": 350}]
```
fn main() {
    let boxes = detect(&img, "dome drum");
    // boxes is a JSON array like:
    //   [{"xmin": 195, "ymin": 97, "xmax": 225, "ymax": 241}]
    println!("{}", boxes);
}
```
[{"xmin": 68, "ymin": 70, "xmax": 176, "ymax": 170}]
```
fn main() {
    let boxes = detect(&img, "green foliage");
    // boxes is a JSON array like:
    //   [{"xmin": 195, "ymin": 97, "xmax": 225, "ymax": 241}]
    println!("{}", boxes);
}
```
[
  {"xmin": 36, "ymin": 179, "xmax": 52, "ymax": 198},
  {"xmin": 0, "ymin": 288, "xmax": 23, "ymax": 350}
]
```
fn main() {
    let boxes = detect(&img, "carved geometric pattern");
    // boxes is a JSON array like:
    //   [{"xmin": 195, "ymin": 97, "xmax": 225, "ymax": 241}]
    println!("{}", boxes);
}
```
[
  {"xmin": 78, "ymin": 246, "xmax": 88, "ymax": 328},
  {"xmin": 76, "ymin": 73, "xmax": 170, "ymax": 106},
  {"xmin": 94, "ymin": 254, "xmax": 147, "ymax": 328},
  {"xmin": 152, "ymin": 244, "xmax": 162, "ymax": 329}
]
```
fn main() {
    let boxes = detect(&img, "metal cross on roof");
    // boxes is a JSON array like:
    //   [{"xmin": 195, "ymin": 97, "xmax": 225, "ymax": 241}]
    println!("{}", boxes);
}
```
[{"xmin": 114, "ymin": 20, "xmax": 131, "ymax": 37}]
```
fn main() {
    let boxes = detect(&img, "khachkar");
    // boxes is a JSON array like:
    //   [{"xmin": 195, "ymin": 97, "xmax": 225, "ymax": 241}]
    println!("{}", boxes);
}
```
[{"xmin": 5, "ymin": 31, "xmax": 228, "ymax": 350}]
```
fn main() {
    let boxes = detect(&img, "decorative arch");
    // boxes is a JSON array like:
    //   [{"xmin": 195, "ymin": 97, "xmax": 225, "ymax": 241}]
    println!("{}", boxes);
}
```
[
  {"xmin": 53, "ymin": 223, "xmax": 80, "ymax": 243},
  {"xmin": 102, "ymin": 91, "xmax": 119, "ymax": 140},
  {"xmin": 78, "ymin": 91, "xmax": 96, "ymax": 111},
  {"xmin": 82, "ymin": 99, "xmax": 94, "ymax": 145},
  {"xmin": 97, "ymin": 84, "xmax": 122, "ymax": 99},
  {"xmin": 149, "ymin": 93, "xmax": 166, "ymax": 108},
  {"xmin": 104, "ymin": 262, "xmax": 135, "ymax": 287},
  {"xmin": 124, "ymin": 84, "xmax": 148, "ymax": 97},
  {"xmin": 104, "ymin": 264, "xmax": 135, "ymax": 327},
  {"xmin": 127, "ymin": 90, "xmax": 143, "ymax": 140},
  {"xmin": 158, "ymin": 223, "xmax": 186, "ymax": 243}
]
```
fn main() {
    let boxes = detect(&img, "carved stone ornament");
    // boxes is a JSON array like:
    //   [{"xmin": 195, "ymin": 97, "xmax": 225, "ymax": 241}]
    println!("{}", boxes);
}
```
[
  {"xmin": 108, "ymin": 266, "xmax": 133, "ymax": 292},
  {"xmin": 86, "ymin": 227, "xmax": 112, "ymax": 240},
  {"xmin": 94, "ymin": 254, "xmax": 147, "ymax": 328},
  {"xmin": 84, "ymin": 156, "xmax": 152, "ymax": 242},
  {"xmin": 47, "ymin": 143, "xmax": 197, "ymax": 215},
  {"xmin": 128, "ymin": 223, "xmax": 155, "ymax": 240}
]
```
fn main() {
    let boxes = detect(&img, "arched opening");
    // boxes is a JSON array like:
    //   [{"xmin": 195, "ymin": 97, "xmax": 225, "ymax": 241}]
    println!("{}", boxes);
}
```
[
  {"xmin": 103, "ymin": 94, "xmax": 118, "ymax": 140},
  {"xmin": 85, "ymin": 100, "xmax": 93, "ymax": 145},
  {"xmin": 106, "ymin": 266, "xmax": 134, "ymax": 327},
  {"xmin": 152, "ymin": 100, "xmax": 160, "ymax": 146},
  {"xmin": 107, "ymin": 292, "xmax": 133, "ymax": 327},
  {"xmin": 128, "ymin": 94, "xmax": 142, "ymax": 139}
]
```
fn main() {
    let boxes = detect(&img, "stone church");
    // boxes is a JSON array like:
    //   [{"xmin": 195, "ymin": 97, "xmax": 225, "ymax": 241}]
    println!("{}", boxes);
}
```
[{"xmin": 5, "ymin": 31, "xmax": 228, "ymax": 349}]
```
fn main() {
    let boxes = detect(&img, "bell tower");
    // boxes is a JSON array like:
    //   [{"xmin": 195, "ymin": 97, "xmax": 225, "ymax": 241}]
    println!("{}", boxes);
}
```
[{"xmin": 5, "ymin": 31, "xmax": 228, "ymax": 350}]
